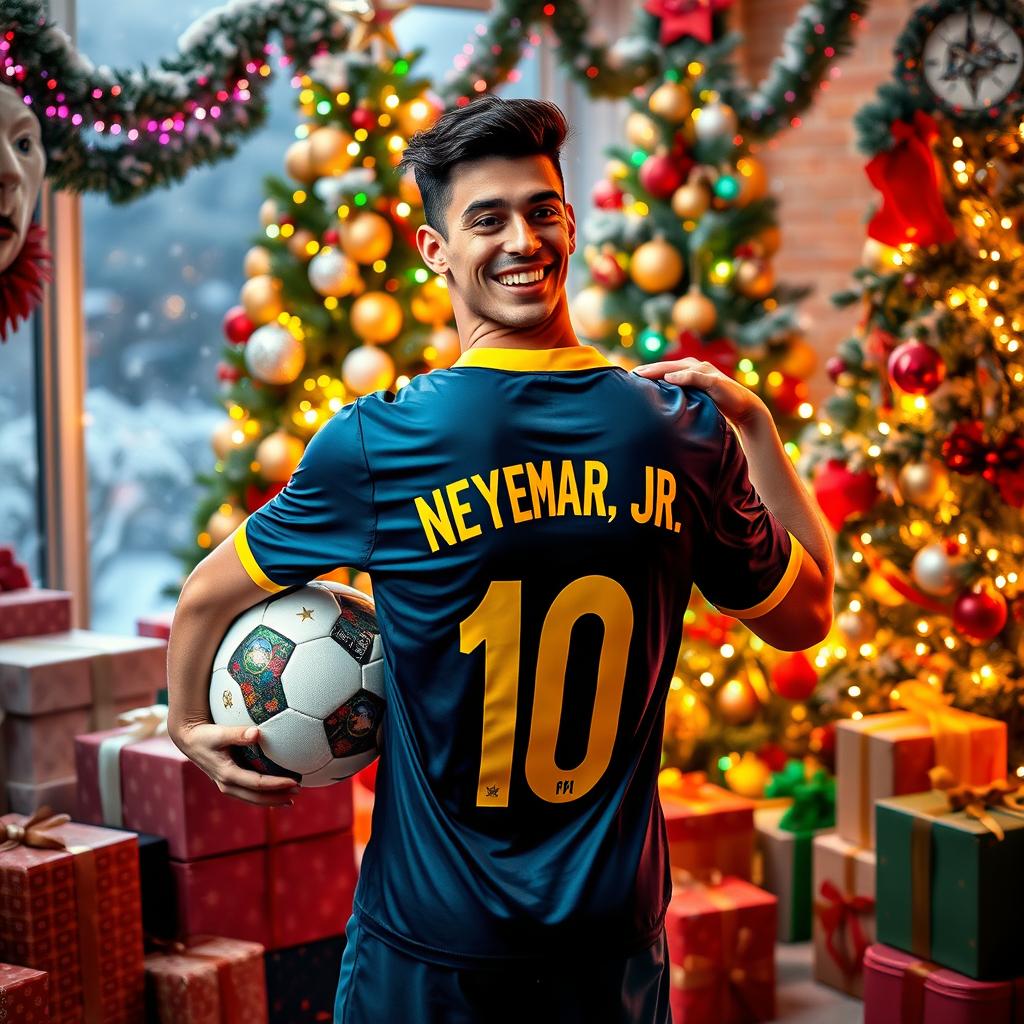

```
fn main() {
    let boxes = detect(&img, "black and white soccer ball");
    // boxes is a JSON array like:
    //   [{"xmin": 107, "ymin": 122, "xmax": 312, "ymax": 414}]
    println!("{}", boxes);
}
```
[{"xmin": 208, "ymin": 581, "xmax": 384, "ymax": 786}]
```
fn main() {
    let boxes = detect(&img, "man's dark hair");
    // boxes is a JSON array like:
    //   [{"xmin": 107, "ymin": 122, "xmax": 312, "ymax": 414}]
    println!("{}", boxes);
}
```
[{"xmin": 398, "ymin": 96, "xmax": 570, "ymax": 238}]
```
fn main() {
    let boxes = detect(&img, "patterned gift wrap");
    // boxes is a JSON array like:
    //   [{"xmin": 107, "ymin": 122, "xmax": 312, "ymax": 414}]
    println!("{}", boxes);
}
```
[
  {"xmin": 0, "ymin": 589, "xmax": 72, "ymax": 642},
  {"xmin": 144, "ymin": 937, "xmax": 268, "ymax": 1024},
  {"xmin": 264, "ymin": 935, "xmax": 345, "ymax": 1024},
  {"xmin": 0, "ymin": 961, "xmax": 50, "ymax": 1023},
  {"xmin": 0, "ymin": 810, "xmax": 144, "ymax": 1024}
]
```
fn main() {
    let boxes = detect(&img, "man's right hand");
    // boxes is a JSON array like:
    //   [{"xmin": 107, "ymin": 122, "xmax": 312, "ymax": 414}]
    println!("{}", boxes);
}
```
[{"xmin": 171, "ymin": 722, "xmax": 301, "ymax": 807}]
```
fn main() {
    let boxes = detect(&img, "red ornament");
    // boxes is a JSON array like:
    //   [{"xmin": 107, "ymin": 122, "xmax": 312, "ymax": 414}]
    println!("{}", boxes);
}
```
[
  {"xmin": 664, "ymin": 332, "xmax": 737, "ymax": 376},
  {"xmin": 942, "ymin": 420, "xmax": 986, "ymax": 473},
  {"xmin": 643, "ymin": 0, "xmax": 733, "ymax": 45},
  {"xmin": 590, "ymin": 252, "xmax": 628, "ymax": 289},
  {"xmin": 639, "ymin": 153, "xmax": 685, "ymax": 199},
  {"xmin": 0, "ymin": 222, "xmax": 52, "ymax": 342},
  {"xmin": 222, "ymin": 305, "xmax": 255, "ymax": 345},
  {"xmin": 767, "ymin": 372, "xmax": 809, "ymax": 416},
  {"xmin": 757, "ymin": 743, "xmax": 789, "ymax": 773},
  {"xmin": 888, "ymin": 339, "xmax": 945, "ymax": 395},
  {"xmin": 813, "ymin": 459, "xmax": 880, "ymax": 531},
  {"xmin": 865, "ymin": 111, "xmax": 957, "ymax": 248},
  {"xmin": 953, "ymin": 587, "xmax": 1008, "ymax": 642},
  {"xmin": 350, "ymin": 107, "xmax": 376, "ymax": 133},
  {"xmin": 825, "ymin": 356, "xmax": 846, "ymax": 382},
  {"xmin": 216, "ymin": 362, "xmax": 242, "ymax": 383},
  {"xmin": 323, "ymin": 228, "xmax": 340, "ymax": 245},
  {"xmin": 245, "ymin": 481, "xmax": 285, "ymax": 513},
  {"xmin": 592, "ymin": 179, "xmax": 624, "ymax": 210},
  {"xmin": 770, "ymin": 652, "xmax": 819, "ymax": 701}
]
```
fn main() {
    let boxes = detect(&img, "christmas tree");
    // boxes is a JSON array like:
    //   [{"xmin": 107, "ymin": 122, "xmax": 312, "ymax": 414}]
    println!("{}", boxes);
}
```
[
  {"xmin": 801, "ymin": 0, "xmax": 1024, "ymax": 774},
  {"xmin": 571, "ymin": 12, "xmax": 833, "ymax": 796},
  {"xmin": 181, "ymin": 29, "xmax": 453, "ymax": 581}
]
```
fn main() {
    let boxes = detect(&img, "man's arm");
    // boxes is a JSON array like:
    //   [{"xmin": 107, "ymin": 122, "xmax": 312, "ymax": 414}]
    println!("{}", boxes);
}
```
[
  {"xmin": 634, "ymin": 357, "xmax": 834, "ymax": 651},
  {"xmin": 166, "ymin": 530, "xmax": 300, "ymax": 806}
]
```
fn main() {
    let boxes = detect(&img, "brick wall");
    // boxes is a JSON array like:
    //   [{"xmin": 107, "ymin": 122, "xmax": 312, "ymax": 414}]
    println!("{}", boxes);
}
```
[{"xmin": 733, "ymin": 0, "xmax": 921, "ymax": 401}]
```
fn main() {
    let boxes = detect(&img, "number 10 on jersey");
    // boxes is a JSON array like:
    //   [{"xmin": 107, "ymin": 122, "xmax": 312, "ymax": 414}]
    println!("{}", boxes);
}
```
[{"xmin": 460, "ymin": 575, "xmax": 635, "ymax": 807}]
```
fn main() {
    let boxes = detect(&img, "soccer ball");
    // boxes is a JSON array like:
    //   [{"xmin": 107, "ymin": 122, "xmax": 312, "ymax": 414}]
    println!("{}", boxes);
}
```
[{"xmin": 208, "ymin": 581, "xmax": 384, "ymax": 786}]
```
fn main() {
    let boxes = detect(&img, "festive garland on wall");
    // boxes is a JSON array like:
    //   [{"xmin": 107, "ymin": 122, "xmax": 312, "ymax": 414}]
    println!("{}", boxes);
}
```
[{"xmin": 1, "ymin": 0, "xmax": 869, "ymax": 203}]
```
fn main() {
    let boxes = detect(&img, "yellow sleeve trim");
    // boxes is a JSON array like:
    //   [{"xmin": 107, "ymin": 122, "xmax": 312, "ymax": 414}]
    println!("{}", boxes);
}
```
[
  {"xmin": 233, "ymin": 520, "xmax": 288, "ymax": 594},
  {"xmin": 715, "ymin": 533, "xmax": 804, "ymax": 619}
]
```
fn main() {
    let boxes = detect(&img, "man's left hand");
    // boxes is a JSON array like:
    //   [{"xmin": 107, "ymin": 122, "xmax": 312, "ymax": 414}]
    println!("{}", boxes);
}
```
[{"xmin": 633, "ymin": 358, "xmax": 768, "ymax": 428}]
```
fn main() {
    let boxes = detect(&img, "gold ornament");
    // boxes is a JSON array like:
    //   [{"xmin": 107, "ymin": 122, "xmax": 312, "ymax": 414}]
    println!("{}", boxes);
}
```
[
  {"xmin": 350, "ymin": 291, "xmax": 403, "ymax": 343},
  {"xmin": 735, "ymin": 258, "xmax": 775, "ymax": 299},
  {"xmin": 341, "ymin": 211, "xmax": 394, "ymax": 264},
  {"xmin": 757, "ymin": 225, "xmax": 781, "ymax": 257},
  {"xmin": 671, "ymin": 287, "xmax": 717, "ymax": 336},
  {"xmin": 259, "ymin": 199, "xmax": 279, "ymax": 228},
  {"xmin": 716, "ymin": 678, "xmax": 760, "ymax": 725},
  {"xmin": 256, "ymin": 431, "xmax": 305, "ymax": 483},
  {"xmin": 630, "ymin": 237, "xmax": 684, "ymax": 293},
  {"xmin": 211, "ymin": 419, "xmax": 242, "ymax": 460},
  {"xmin": 424, "ymin": 326, "xmax": 462, "ymax": 369},
  {"xmin": 342, "ymin": 344, "xmax": 396, "ymax": 395},
  {"xmin": 570, "ymin": 286, "xmax": 614, "ymax": 339},
  {"xmin": 671, "ymin": 181, "xmax": 711, "ymax": 220},
  {"xmin": 735, "ymin": 156, "xmax": 768, "ymax": 206},
  {"xmin": 724, "ymin": 751, "xmax": 771, "ymax": 799},
  {"xmin": 345, "ymin": 0, "xmax": 408, "ymax": 54},
  {"xmin": 605, "ymin": 158, "xmax": 629, "ymax": 181},
  {"xmin": 625, "ymin": 111, "xmax": 659, "ymax": 150},
  {"xmin": 284, "ymin": 138, "xmax": 317, "ymax": 184},
  {"xmin": 898, "ymin": 461, "xmax": 949, "ymax": 507},
  {"xmin": 777, "ymin": 338, "xmax": 817, "ymax": 379},
  {"xmin": 396, "ymin": 94, "xmax": 441, "ymax": 137},
  {"xmin": 309, "ymin": 126, "xmax": 354, "ymax": 177},
  {"xmin": 244, "ymin": 246, "xmax": 272, "ymax": 278},
  {"xmin": 207, "ymin": 507, "xmax": 247, "ymax": 547},
  {"xmin": 648, "ymin": 81, "xmax": 692, "ymax": 124},
  {"xmin": 837, "ymin": 608, "xmax": 876, "ymax": 644},
  {"xmin": 398, "ymin": 171, "xmax": 421, "ymax": 207},
  {"xmin": 410, "ymin": 278, "xmax": 453, "ymax": 325},
  {"xmin": 287, "ymin": 229, "xmax": 317, "ymax": 261},
  {"xmin": 240, "ymin": 275, "xmax": 284, "ymax": 325}
]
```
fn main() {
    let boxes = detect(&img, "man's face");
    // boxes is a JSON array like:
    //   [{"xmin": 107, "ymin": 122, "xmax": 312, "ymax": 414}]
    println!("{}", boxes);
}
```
[
  {"xmin": 0, "ymin": 87, "xmax": 45, "ymax": 275},
  {"xmin": 420, "ymin": 154, "xmax": 576, "ymax": 331}
]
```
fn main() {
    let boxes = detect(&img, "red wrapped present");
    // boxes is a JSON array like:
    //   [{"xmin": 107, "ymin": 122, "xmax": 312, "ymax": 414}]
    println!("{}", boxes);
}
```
[
  {"xmin": 0, "ymin": 809, "xmax": 144, "ymax": 1024},
  {"xmin": 0, "ymin": 589, "xmax": 72, "ymax": 642},
  {"xmin": 0, "ymin": 962, "xmax": 50, "ymax": 1023},
  {"xmin": 863, "ymin": 943, "xmax": 1024, "ymax": 1024},
  {"xmin": 667, "ymin": 875, "xmax": 776, "ymax": 1024},
  {"xmin": 171, "ymin": 848, "xmax": 269, "ymax": 946},
  {"xmin": 660, "ymin": 771, "xmax": 754, "ymax": 882},
  {"xmin": 0, "ymin": 631, "xmax": 165, "ymax": 785},
  {"xmin": 75, "ymin": 728, "xmax": 352, "ymax": 854},
  {"xmin": 145, "ymin": 937, "xmax": 268, "ymax": 1024},
  {"xmin": 136, "ymin": 614, "xmax": 173, "ymax": 641}
]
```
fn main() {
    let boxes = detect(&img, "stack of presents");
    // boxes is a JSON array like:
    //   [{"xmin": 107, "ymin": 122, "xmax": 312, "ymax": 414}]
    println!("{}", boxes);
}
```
[{"xmin": 2, "ymin": 554, "xmax": 1023, "ymax": 1022}]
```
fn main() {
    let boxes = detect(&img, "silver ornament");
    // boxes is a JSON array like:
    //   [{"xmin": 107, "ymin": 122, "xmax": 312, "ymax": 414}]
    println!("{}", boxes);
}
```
[
  {"xmin": 244, "ymin": 324, "xmax": 305, "ymax": 385},
  {"xmin": 898, "ymin": 461, "xmax": 949, "ymax": 507},
  {"xmin": 837, "ymin": 608, "xmax": 876, "ymax": 644},
  {"xmin": 694, "ymin": 100, "xmax": 738, "ymax": 143},
  {"xmin": 308, "ymin": 248, "xmax": 358, "ymax": 297},
  {"xmin": 911, "ymin": 543, "xmax": 958, "ymax": 596}
]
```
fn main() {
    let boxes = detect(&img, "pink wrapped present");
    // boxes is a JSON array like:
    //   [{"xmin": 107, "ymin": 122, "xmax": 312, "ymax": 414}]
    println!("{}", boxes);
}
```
[
  {"xmin": 0, "ymin": 962, "xmax": 50, "ymax": 1023},
  {"xmin": 172, "ymin": 849, "xmax": 270, "ymax": 946},
  {"xmin": 136, "ymin": 614, "xmax": 173, "ymax": 641},
  {"xmin": 7, "ymin": 775, "xmax": 76, "ymax": 816},
  {"xmin": 145, "ymin": 937, "xmax": 268, "ymax": 1024},
  {"xmin": 667, "ymin": 876, "xmax": 776, "ymax": 1024},
  {"xmin": 0, "ymin": 589, "xmax": 72, "ymax": 642},
  {"xmin": 864, "ymin": 943, "xmax": 1024, "ymax": 1024}
]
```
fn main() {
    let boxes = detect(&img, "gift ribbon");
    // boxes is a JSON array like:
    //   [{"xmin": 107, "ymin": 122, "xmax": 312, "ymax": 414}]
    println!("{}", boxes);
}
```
[
  {"xmin": 778, "ymin": 770, "xmax": 835, "ymax": 834},
  {"xmin": 897, "ymin": 682, "xmax": 987, "ymax": 788},
  {"xmin": 147, "ymin": 937, "xmax": 247, "ymax": 1024},
  {"xmin": 97, "ymin": 704, "xmax": 169, "ymax": 828},
  {"xmin": 851, "ymin": 537, "xmax": 953, "ymax": 614},
  {"xmin": 852, "ymin": 712, "xmax": 920, "ymax": 848},
  {"xmin": 814, "ymin": 845, "xmax": 874, "ymax": 981},
  {"xmin": 928, "ymin": 765, "xmax": 1024, "ymax": 841},
  {"xmin": 0, "ymin": 807, "xmax": 104, "ymax": 1024},
  {"xmin": 764, "ymin": 760, "xmax": 804, "ymax": 800}
]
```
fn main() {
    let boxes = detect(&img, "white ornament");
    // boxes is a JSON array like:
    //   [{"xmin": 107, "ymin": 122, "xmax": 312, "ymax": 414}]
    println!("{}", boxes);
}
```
[
  {"xmin": 694, "ymin": 100, "xmax": 738, "ymax": 143},
  {"xmin": 245, "ymin": 324, "xmax": 305, "ymax": 385},
  {"xmin": 308, "ymin": 248, "xmax": 359, "ymax": 297},
  {"xmin": 911, "ymin": 543, "xmax": 959, "ymax": 597},
  {"xmin": 342, "ymin": 345, "xmax": 395, "ymax": 396}
]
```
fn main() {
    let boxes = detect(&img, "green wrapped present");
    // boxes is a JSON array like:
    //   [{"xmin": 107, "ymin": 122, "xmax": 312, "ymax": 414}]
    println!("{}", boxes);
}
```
[{"xmin": 876, "ymin": 772, "xmax": 1024, "ymax": 980}]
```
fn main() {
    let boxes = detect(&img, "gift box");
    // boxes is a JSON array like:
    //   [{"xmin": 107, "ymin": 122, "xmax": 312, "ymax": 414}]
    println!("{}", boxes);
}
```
[
  {"xmin": 0, "ymin": 962, "xmax": 50, "ymax": 1023},
  {"xmin": 0, "ymin": 631, "xmax": 165, "ymax": 785},
  {"xmin": 0, "ymin": 810, "xmax": 144, "ymax": 1024},
  {"xmin": 7, "ymin": 775, "xmax": 77, "ymax": 816},
  {"xmin": 0, "ymin": 588, "xmax": 72, "ymax": 642},
  {"xmin": 666, "ymin": 876, "xmax": 776, "ymax": 1024},
  {"xmin": 75, "ymin": 730, "xmax": 352, "ymax": 856},
  {"xmin": 172, "ymin": 831, "xmax": 357, "ymax": 951},
  {"xmin": 836, "ymin": 700, "xmax": 1007, "ymax": 849},
  {"xmin": 812, "ymin": 832, "xmax": 876, "ymax": 998},
  {"xmin": 136, "ymin": 613, "xmax": 173, "ymax": 641},
  {"xmin": 876, "ymin": 780, "xmax": 1024, "ymax": 980},
  {"xmin": 863, "ymin": 943, "xmax": 1024, "ymax": 1024},
  {"xmin": 660, "ymin": 772, "xmax": 755, "ymax": 883},
  {"xmin": 145, "ymin": 937, "xmax": 268, "ymax": 1024},
  {"xmin": 265, "ymin": 935, "xmax": 345, "ymax": 1024}
]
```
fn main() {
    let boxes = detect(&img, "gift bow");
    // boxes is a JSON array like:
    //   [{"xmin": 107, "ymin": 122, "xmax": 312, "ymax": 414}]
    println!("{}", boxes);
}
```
[
  {"xmin": 941, "ymin": 422, "xmax": 1024, "ymax": 508},
  {"xmin": 672, "ymin": 924, "xmax": 773, "ymax": 1017},
  {"xmin": 897, "ymin": 681, "xmax": 987, "ymax": 783},
  {"xmin": 815, "ymin": 879, "xmax": 875, "ymax": 980},
  {"xmin": 929, "ymin": 765, "xmax": 1024, "ymax": 841},
  {"xmin": 117, "ymin": 703, "xmax": 169, "ymax": 738},
  {"xmin": 778, "ymin": 770, "xmax": 835, "ymax": 834},
  {"xmin": 764, "ymin": 759, "xmax": 804, "ymax": 800},
  {"xmin": 0, "ymin": 805, "xmax": 70, "ymax": 852}
]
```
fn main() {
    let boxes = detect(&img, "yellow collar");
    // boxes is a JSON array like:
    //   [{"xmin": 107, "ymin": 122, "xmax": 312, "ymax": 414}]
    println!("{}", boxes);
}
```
[{"xmin": 452, "ymin": 345, "xmax": 613, "ymax": 372}]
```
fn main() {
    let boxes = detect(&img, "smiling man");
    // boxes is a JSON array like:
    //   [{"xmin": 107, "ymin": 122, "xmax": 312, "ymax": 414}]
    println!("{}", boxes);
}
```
[{"xmin": 167, "ymin": 96, "xmax": 833, "ymax": 1024}]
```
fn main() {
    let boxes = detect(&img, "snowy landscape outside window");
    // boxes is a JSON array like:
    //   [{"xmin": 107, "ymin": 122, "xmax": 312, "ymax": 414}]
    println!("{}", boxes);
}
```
[{"xmin": 79, "ymin": 2, "xmax": 539, "ymax": 633}]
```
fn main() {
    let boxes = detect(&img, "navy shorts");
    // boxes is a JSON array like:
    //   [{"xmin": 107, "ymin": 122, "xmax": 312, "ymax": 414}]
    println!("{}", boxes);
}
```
[{"xmin": 334, "ymin": 913, "xmax": 672, "ymax": 1024}]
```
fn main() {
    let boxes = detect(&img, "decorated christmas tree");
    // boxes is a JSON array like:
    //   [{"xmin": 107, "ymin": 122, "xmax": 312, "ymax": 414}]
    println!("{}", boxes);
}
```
[
  {"xmin": 801, "ymin": 0, "xmax": 1024, "ymax": 773},
  {"xmin": 571, "ymin": 2, "xmax": 860, "ymax": 795},
  {"xmin": 181, "ymin": 25, "xmax": 452, "ymax": 580}
]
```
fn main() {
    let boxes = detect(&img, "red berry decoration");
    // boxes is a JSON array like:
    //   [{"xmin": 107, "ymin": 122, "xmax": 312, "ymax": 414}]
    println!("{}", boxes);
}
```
[
  {"xmin": 639, "ymin": 153, "xmax": 685, "ymax": 199},
  {"xmin": 952, "ymin": 587, "xmax": 1008, "ymax": 642},
  {"xmin": 222, "ymin": 305, "xmax": 255, "ymax": 345},
  {"xmin": 888, "ymin": 339, "xmax": 945, "ymax": 395},
  {"xmin": 813, "ymin": 459, "xmax": 880, "ymax": 530},
  {"xmin": 825, "ymin": 355, "xmax": 846, "ymax": 382},
  {"xmin": 350, "ymin": 106, "xmax": 376, "ymax": 132},
  {"xmin": 592, "ymin": 179, "xmax": 624, "ymax": 210},
  {"xmin": 770, "ymin": 651, "xmax": 819, "ymax": 701},
  {"xmin": 216, "ymin": 362, "xmax": 242, "ymax": 383},
  {"xmin": 323, "ymin": 228, "xmax": 340, "ymax": 246},
  {"xmin": 590, "ymin": 252, "xmax": 628, "ymax": 289},
  {"xmin": 942, "ymin": 420, "xmax": 985, "ymax": 473}
]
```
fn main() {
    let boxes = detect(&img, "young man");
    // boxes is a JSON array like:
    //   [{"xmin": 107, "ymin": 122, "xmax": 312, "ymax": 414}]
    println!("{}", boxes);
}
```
[{"xmin": 167, "ymin": 96, "xmax": 833, "ymax": 1022}]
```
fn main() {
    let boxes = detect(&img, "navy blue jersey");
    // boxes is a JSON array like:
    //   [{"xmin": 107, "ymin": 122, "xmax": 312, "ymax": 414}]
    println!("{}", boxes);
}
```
[{"xmin": 236, "ymin": 344, "xmax": 801, "ymax": 966}]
